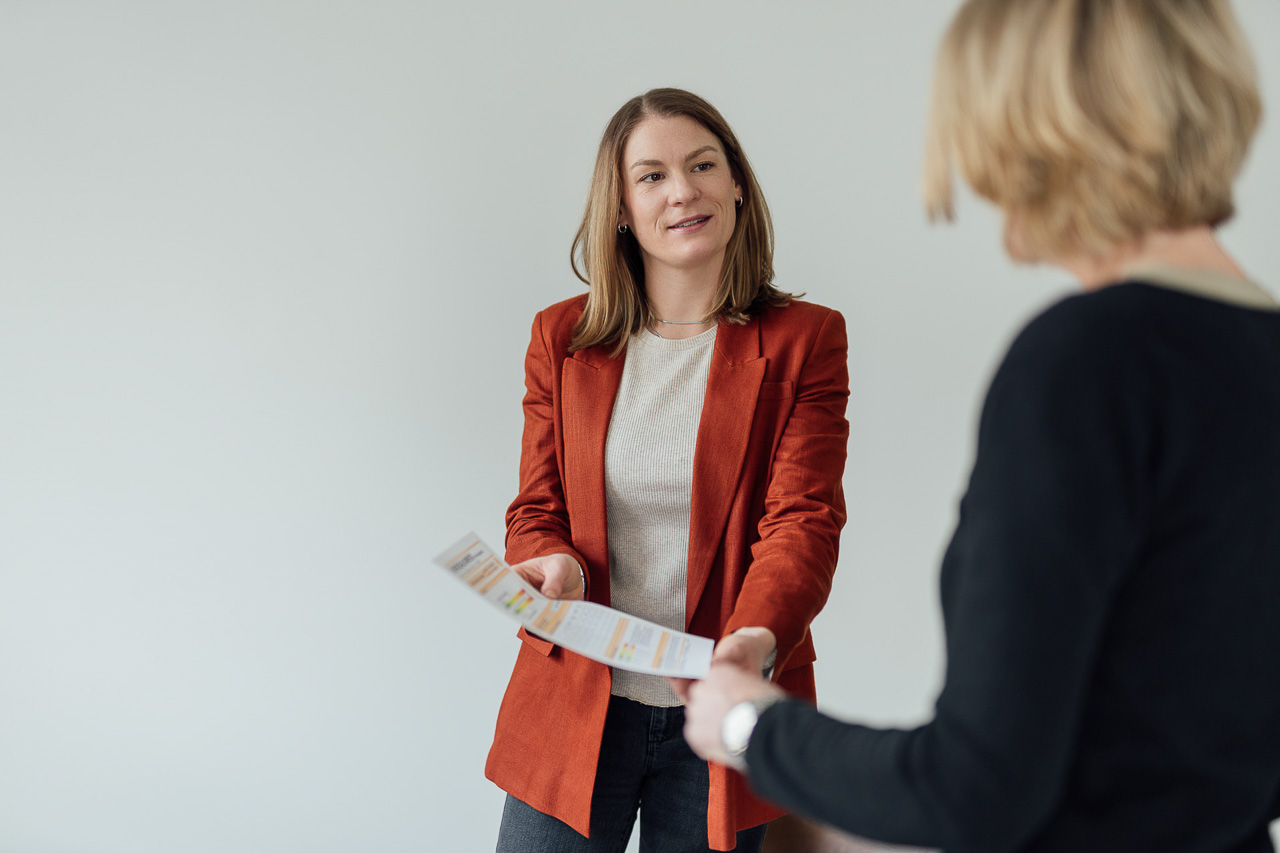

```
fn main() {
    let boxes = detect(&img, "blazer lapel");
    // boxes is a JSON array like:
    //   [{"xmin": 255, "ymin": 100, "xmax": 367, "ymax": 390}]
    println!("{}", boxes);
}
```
[
  {"xmin": 561, "ymin": 345, "xmax": 624, "ymax": 604},
  {"xmin": 686, "ymin": 319, "xmax": 765, "ymax": 626}
]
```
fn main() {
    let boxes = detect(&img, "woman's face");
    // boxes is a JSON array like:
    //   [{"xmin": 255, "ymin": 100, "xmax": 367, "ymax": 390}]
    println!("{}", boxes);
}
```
[{"xmin": 618, "ymin": 115, "xmax": 741, "ymax": 281}]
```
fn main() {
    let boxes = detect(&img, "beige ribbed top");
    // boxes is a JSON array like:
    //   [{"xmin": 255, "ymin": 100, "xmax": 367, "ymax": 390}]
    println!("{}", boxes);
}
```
[
  {"xmin": 605, "ymin": 326, "xmax": 716, "ymax": 706},
  {"xmin": 1122, "ymin": 263, "xmax": 1278, "ymax": 310}
]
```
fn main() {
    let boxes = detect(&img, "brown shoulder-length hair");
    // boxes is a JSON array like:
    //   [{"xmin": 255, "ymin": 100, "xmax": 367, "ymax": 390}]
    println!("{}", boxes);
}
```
[
  {"xmin": 923, "ymin": 0, "xmax": 1261, "ymax": 262},
  {"xmin": 569, "ymin": 88, "xmax": 794, "ymax": 353}
]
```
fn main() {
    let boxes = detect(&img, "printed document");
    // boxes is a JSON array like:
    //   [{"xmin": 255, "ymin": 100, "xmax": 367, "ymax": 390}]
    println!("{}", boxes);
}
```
[{"xmin": 434, "ymin": 532, "xmax": 713, "ymax": 678}]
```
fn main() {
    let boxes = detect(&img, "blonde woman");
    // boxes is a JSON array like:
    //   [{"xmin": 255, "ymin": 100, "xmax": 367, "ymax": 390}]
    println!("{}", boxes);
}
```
[
  {"xmin": 492, "ymin": 88, "xmax": 849, "ymax": 852},
  {"xmin": 679, "ymin": 2, "xmax": 1280, "ymax": 851}
]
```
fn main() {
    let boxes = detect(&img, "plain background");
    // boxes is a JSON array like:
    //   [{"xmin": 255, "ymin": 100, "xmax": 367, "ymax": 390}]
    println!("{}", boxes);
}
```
[{"xmin": 1, "ymin": 2, "xmax": 1277, "ymax": 851}]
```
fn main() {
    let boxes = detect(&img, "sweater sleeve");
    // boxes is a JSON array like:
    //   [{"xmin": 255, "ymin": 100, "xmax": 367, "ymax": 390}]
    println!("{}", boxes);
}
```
[{"xmin": 746, "ymin": 298, "xmax": 1152, "ymax": 851}]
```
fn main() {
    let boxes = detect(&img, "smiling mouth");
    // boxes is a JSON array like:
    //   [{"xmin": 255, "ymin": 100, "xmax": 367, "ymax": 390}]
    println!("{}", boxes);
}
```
[{"xmin": 670, "ymin": 216, "xmax": 710, "ymax": 230}]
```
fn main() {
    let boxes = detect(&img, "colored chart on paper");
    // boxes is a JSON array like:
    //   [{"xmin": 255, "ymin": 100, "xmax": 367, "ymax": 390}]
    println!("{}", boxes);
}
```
[{"xmin": 434, "ymin": 532, "xmax": 713, "ymax": 678}]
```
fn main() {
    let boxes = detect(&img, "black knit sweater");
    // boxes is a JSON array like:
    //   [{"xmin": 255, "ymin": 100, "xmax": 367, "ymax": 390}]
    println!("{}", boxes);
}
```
[{"xmin": 748, "ymin": 281, "xmax": 1280, "ymax": 853}]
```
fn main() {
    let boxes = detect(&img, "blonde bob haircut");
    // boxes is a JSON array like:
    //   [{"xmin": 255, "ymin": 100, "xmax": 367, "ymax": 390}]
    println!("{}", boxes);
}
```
[
  {"xmin": 924, "ymin": 0, "xmax": 1262, "ymax": 262},
  {"xmin": 570, "ymin": 88, "xmax": 793, "ymax": 353}
]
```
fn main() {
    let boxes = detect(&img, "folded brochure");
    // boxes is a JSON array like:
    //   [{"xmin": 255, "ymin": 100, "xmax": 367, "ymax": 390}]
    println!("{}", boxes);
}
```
[{"xmin": 434, "ymin": 532, "xmax": 712, "ymax": 678}]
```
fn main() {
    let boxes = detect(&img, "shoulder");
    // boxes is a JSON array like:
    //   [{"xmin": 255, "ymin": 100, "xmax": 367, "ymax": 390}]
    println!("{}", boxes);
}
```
[
  {"xmin": 757, "ymin": 299, "xmax": 846, "ymax": 350},
  {"xmin": 1000, "ymin": 280, "xmax": 1262, "ymax": 385},
  {"xmin": 752, "ymin": 300, "xmax": 848, "ymax": 387},
  {"xmin": 1005, "ymin": 286, "xmax": 1155, "ymax": 376},
  {"xmin": 981, "ymin": 286, "xmax": 1167, "ymax": 435},
  {"xmin": 534, "ymin": 294, "xmax": 589, "ymax": 331},
  {"xmin": 527, "ymin": 294, "xmax": 589, "ymax": 353},
  {"xmin": 759, "ymin": 298, "xmax": 842, "ymax": 329}
]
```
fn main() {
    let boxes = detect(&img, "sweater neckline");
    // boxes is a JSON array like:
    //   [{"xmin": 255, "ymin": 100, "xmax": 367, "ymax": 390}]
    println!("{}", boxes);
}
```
[
  {"xmin": 631, "ymin": 324, "xmax": 719, "ymax": 351},
  {"xmin": 1121, "ymin": 263, "xmax": 1278, "ymax": 311}
]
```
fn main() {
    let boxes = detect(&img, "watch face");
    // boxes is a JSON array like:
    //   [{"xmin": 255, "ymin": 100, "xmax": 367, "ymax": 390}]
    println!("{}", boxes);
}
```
[{"xmin": 722, "ymin": 701, "xmax": 758, "ymax": 756}]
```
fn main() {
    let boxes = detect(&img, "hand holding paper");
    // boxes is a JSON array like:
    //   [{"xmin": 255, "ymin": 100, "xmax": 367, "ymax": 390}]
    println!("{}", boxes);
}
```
[
  {"xmin": 711, "ymin": 627, "xmax": 777, "ymax": 675},
  {"xmin": 434, "ymin": 533, "xmax": 713, "ymax": 678},
  {"xmin": 509, "ymin": 553, "xmax": 585, "ymax": 601}
]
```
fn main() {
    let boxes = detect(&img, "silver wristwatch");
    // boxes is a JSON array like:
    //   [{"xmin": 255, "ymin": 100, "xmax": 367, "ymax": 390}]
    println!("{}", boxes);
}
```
[{"xmin": 721, "ymin": 694, "xmax": 784, "ymax": 766}]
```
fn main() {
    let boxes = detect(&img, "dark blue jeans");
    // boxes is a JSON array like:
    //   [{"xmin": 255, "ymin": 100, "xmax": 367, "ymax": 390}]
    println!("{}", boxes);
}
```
[{"xmin": 495, "ymin": 695, "xmax": 767, "ymax": 853}]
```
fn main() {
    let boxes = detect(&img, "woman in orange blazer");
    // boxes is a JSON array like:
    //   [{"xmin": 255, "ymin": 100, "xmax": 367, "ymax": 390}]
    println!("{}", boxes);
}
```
[{"xmin": 490, "ymin": 88, "xmax": 849, "ymax": 853}]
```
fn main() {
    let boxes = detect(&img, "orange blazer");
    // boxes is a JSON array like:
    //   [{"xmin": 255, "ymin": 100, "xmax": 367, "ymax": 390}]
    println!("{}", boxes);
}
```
[{"xmin": 488, "ymin": 295, "xmax": 849, "ymax": 851}]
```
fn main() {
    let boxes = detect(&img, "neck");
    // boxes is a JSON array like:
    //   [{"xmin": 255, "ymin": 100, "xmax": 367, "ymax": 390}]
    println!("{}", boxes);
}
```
[
  {"xmin": 643, "ymin": 258, "xmax": 722, "ymax": 340},
  {"xmin": 1062, "ymin": 225, "xmax": 1248, "ymax": 291}
]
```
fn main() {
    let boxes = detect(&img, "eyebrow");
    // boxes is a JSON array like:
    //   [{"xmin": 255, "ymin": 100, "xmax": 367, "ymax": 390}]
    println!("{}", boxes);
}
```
[{"xmin": 629, "ymin": 145, "xmax": 719, "ymax": 171}]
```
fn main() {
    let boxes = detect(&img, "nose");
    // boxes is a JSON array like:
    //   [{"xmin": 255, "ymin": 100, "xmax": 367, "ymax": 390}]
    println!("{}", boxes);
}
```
[{"xmin": 667, "ymin": 173, "xmax": 699, "ymax": 205}]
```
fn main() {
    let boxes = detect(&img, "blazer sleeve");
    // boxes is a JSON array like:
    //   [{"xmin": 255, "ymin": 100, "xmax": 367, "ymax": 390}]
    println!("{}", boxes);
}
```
[
  {"xmin": 723, "ymin": 307, "xmax": 850, "ymax": 671},
  {"xmin": 504, "ymin": 309, "xmax": 587, "ymax": 575}
]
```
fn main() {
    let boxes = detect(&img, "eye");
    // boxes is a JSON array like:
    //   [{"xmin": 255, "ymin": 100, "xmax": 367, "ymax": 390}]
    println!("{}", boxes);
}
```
[
  {"xmin": 640, "ymin": 172, "xmax": 663, "ymax": 183},
  {"xmin": 692, "ymin": 161, "xmax": 714, "ymax": 173}
]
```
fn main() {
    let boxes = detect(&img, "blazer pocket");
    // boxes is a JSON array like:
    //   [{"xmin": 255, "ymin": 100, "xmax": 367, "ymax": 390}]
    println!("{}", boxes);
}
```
[
  {"xmin": 759, "ymin": 380, "xmax": 795, "ymax": 401},
  {"xmin": 517, "ymin": 625, "xmax": 555, "ymax": 656}
]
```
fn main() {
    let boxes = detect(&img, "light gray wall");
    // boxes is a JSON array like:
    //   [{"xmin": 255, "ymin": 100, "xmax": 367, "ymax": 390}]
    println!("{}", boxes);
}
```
[{"xmin": 1, "ymin": 2, "xmax": 1276, "ymax": 851}]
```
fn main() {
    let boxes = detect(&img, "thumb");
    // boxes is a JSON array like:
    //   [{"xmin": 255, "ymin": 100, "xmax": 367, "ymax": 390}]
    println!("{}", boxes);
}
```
[{"xmin": 712, "ymin": 641, "xmax": 746, "ymax": 666}]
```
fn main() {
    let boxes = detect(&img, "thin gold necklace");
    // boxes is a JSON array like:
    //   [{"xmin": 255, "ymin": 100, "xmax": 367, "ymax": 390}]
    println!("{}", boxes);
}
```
[{"xmin": 649, "ymin": 316, "xmax": 709, "ymax": 339}]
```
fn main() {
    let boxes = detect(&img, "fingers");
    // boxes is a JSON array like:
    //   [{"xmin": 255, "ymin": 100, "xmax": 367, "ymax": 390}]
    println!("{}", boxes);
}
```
[
  {"xmin": 544, "ymin": 573, "xmax": 574, "ymax": 600},
  {"xmin": 543, "ymin": 555, "xmax": 584, "ymax": 600},
  {"xmin": 712, "ymin": 633, "xmax": 763, "ymax": 674},
  {"xmin": 712, "ymin": 640, "xmax": 750, "ymax": 667},
  {"xmin": 680, "ymin": 667, "xmax": 744, "ymax": 766},
  {"xmin": 667, "ymin": 677, "xmax": 692, "ymax": 701},
  {"xmin": 509, "ymin": 555, "xmax": 584, "ymax": 601},
  {"xmin": 509, "ymin": 561, "xmax": 545, "ymax": 588}
]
